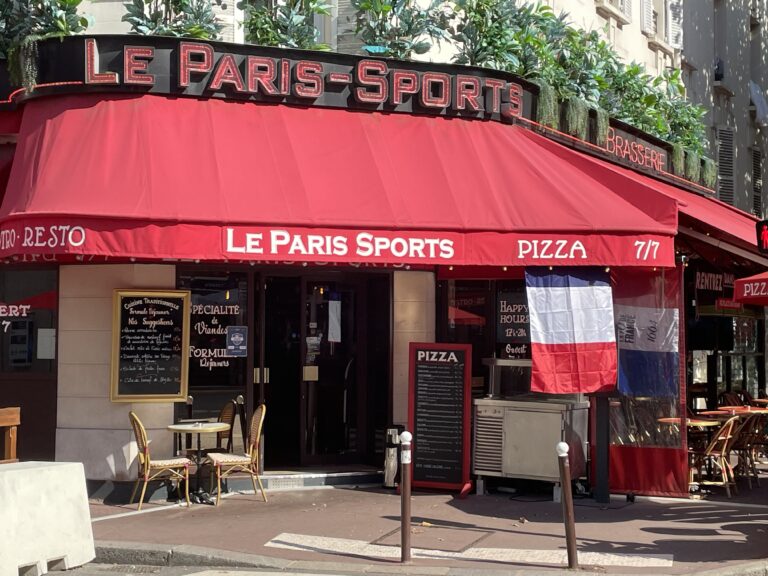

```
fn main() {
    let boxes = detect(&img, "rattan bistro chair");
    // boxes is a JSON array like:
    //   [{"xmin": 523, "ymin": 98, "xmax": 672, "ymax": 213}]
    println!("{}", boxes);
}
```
[
  {"xmin": 203, "ymin": 400, "xmax": 237, "ymax": 455},
  {"xmin": 207, "ymin": 404, "xmax": 267, "ymax": 506},
  {"xmin": 129, "ymin": 411, "xmax": 192, "ymax": 510},
  {"xmin": 689, "ymin": 415, "xmax": 740, "ymax": 498}
]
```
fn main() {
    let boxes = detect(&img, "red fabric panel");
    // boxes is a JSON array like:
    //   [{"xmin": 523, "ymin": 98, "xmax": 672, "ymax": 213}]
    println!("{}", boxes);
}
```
[
  {"xmin": 609, "ymin": 445, "xmax": 688, "ymax": 497},
  {"xmin": 530, "ymin": 342, "xmax": 617, "ymax": 394},
  {"xmin": 734, "ymin": 271, "xmax": 768, "ymax": 304},
  {"xmin": 4, "ymin": 94, "xmax": 678, "ymax": 235}
]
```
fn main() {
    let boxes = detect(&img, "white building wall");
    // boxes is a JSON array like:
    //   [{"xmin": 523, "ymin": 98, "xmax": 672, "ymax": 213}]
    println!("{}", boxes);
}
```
[{"xmin": 56, "ymin": 264, "xmax": 177, "ymax": 481}]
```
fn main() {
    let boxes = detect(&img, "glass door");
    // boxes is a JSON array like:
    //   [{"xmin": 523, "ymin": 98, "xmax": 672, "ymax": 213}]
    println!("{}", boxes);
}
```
[{"xmin": 301, "ymin": 279, "xmax": 363, "ymax": 464}]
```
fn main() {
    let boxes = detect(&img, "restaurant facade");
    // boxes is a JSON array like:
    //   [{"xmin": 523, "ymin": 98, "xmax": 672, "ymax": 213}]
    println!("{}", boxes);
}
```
[{"xmin": 0, "ymin": 35, "xmax": 765, "ymax": 498}]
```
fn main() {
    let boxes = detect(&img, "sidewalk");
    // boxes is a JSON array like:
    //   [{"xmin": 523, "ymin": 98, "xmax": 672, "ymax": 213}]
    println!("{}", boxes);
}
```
[{"xmin": 88, "ymin": 479, "xmax": 768, "ymax": 576}]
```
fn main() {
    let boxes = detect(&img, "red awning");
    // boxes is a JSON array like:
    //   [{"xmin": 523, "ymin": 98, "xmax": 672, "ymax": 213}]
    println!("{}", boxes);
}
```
[
  {"xmin": 528, "ymin": 134, "xmax": 760, "ymax": 248},
  {"xmin": 734, "ymin": 271, "xmax": 768, "ymax": 304},
  {"xmin": 0, "ymin": 94, "xmax": 680, "ymax": 266}
]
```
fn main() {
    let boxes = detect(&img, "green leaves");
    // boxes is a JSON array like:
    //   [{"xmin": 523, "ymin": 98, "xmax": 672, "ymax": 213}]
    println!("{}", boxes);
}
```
[
  {"xmin": 122, "ymin": 0, "xmax": 224, "ymax": 40},
  {"xmin": 448, "ymin": 0, "xmax": 707, "ymax": 154},
  {"xmin": 352, "ymin": 0, "xmax": 449, "ymax": 60},
  {"xmin": 2, "ymin": 0, "xmax": 92, "ymax": 88},
  {"xmin": 239, "ymin": 0, "xmax": 331, "ymax": 50}
]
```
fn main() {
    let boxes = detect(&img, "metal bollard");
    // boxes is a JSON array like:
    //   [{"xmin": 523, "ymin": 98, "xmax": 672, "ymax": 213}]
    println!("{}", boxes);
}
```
[
  {"xmin": 384, "ymin": 428, "xmax": 400, "ymax": 488},
  {"xmin": 400, "ymin": 430, "xmax": 412, "ymax": 563},
  {"xmin": 556, "ymin": 442, "xmax": 578, "ymax": 570}
]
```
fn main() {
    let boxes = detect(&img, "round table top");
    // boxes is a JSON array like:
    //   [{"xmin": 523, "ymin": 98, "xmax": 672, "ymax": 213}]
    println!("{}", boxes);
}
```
[
  {"xmin": 167, "ymin": 422, "xmax": 231, "ymax": 434},
  {"xmin": 697, "ymin": 408, "xmax": 768, "ymax": 417},
  {"xmin": 750, "ymin": 398, "xmax": 768, "ymax": 405},
  {"xmin": 657, "ymin": 417, "xmax": 720, "ymax": 427}
]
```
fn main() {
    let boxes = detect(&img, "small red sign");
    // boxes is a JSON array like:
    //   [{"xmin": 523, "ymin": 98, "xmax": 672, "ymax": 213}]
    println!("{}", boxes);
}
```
[{"xmin": 716, "ymin": 298, "xmax": 743, "ymax": 311}]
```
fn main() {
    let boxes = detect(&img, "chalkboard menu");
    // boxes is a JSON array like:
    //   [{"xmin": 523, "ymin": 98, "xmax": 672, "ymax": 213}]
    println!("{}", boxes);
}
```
[
  {"xmin": 111, "ymin": 290, "xmax": 191, "ymax": 402},
  {"xmin": 408, "ymin": 342, "xmax": 472, "ymax": 496},
  {"xmin": 497, "ymin": 291, "xmax": 530, "ymax": 359}
]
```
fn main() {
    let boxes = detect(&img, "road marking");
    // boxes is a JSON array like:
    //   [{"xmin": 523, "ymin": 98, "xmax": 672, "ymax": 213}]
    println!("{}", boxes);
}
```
[{"xmin": 265, "ymin": 532, "xmax": 674, "ymax": 568}]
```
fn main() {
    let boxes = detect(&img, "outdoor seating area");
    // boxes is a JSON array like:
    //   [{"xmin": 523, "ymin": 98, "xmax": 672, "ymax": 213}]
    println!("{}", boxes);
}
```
[
  {"xmin": 129, "ymin": 399, "xmax": 268, "ymax": 508},
  {"xmin": 686, "ymin": 393, "xmax": 768, "ymax": 498}
]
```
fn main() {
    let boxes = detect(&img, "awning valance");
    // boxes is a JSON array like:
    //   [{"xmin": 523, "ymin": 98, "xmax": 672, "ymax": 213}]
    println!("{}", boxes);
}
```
[{"xmin": 0, "ymin": 94, "xmax": 680, "ymax": 266}]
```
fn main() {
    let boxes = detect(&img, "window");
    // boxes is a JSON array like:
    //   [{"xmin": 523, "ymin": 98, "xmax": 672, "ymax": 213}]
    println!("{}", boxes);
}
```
[
  {"xmin": 717, "ymin": 127, "xmax": 735, "ymax": 205},
  {"xmin": 753, "ymin": 147, "xmax": 763, "ymax": 217},
  {"xmin": 596, "ymin": 0, "xmax": 632, "ymax": 26},
  {"xmin": 0, "ymin": 270, "xmax": 57, "ymax": 374},
  {"xmin": 177, "ymin": 271, "xmax": 248, "ymax": 391}
]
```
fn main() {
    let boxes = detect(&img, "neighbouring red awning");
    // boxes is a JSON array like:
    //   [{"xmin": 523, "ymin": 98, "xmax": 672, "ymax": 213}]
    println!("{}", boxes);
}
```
[
  {"xmin": 734, "ymin": 271, "xmax": 768, "ymax": 304},
  {"xmin": 0, "ymin": 94, "xmax": 680, "ymax": 267}
]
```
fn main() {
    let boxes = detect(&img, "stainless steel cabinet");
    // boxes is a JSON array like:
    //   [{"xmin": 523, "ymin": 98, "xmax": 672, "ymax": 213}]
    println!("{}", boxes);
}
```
[{"xmin": 473, "ymin": 398, "xmax": 588, "ymax": 482}]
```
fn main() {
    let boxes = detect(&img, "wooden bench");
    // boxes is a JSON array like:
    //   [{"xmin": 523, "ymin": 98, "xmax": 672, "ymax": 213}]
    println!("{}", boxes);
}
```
[{"xmin": 0, "ymin": 407, "xmax": 20, "ymax": 463}]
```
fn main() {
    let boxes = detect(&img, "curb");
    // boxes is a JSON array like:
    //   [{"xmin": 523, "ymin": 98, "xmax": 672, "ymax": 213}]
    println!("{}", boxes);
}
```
[
  {"xmin": 94, "ymin": 541, "xmax": 609, "ymax": 575},
  {"xmin": 94, "ymin": 540, "xmax": 768, "ymax": 576}
]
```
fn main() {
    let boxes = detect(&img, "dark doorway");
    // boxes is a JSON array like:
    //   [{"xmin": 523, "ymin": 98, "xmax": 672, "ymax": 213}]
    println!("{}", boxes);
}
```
[{"xmin": 262, "ymin": 277, "xmax": 302, "ymax": 467}]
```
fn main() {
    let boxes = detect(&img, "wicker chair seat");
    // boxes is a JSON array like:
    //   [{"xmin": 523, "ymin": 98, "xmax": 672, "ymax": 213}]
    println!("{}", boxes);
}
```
[
  {"xmin": 150, "ymin": 457, "xmax": 193, "ymax": 469},
  {"xmin": 208, "ymin": 452, "xmax": 250, "ymax": 465}
]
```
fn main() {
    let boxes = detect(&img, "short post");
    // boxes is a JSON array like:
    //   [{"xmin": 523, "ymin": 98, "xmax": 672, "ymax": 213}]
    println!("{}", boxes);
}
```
[
  {"xmin": 399, "ymin": 430, "xmax": 412, "ymax": 563},
  {"xmin": 184, "ymin": 395, "xmax": 194, "ymax": 451},
  {"xmin": 556, "ymin": 441, "xmax": 578, "ymax": 570}
]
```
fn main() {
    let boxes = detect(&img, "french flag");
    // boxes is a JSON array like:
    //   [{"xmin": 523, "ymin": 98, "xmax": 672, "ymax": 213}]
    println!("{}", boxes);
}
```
[
  {"xmin": 525, "ymin": 268, "xmax": 617, "ymax": 394},
  {"xmin": 613, "ymin": 270, "xmax": 680, "ymax": 397}
]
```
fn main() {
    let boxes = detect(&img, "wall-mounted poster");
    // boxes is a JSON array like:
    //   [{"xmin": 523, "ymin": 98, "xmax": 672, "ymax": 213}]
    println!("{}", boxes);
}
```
[{"xmin": 110, "ymin": 290, "xmax": 191, "ymax": 402}]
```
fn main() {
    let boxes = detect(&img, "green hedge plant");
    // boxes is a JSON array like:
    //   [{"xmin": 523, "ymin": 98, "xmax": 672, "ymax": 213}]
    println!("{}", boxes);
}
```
[{"xmin": 701, "ymin": 156, "xmax": 717, "ymax": 189}]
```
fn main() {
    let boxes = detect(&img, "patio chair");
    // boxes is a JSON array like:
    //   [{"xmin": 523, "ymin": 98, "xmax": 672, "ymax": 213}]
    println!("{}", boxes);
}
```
[
  {"xmin": 689, "ymin": 415, "xmax": 739, "ymax": 498},
  {"xmin": 129, "ymin": 411, "xmax": 192, "ymax": 510},
  {"xmin": 718, "ymin": 391, "xmax": 744, "ymax": 407},
  {"xmin": 207, "ymin": 404, "xmax": 267, "ymax": 506},
  {"xmin": 730, "ymin": 414, "xmax": 763, "ymax": 489},
  {"xmin": 201, "ymin": 399, "xmax": 237, "ymax": 455}
]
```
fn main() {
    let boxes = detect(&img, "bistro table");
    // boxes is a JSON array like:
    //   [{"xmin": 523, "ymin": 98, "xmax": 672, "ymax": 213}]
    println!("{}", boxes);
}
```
[
  {"xmin": 657, "ymin": 417, "xmax": 720, "ymax": 427},
  {"xmin": 167, "ymin": 422, "xmax": 231, "ymax": 504}
]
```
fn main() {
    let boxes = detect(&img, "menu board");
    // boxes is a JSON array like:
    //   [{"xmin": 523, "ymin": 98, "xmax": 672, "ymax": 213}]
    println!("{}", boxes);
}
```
[
  {"xmin": 110, "ymin": 290, "xmax": 190, "ymax": 402},
  {"xmin": 496, "ymin": 291, "xmax": 530, "ymax": 358},
  {"xmin": 408, "ymin": 343, "xmax": 472, "ymax": 496}
]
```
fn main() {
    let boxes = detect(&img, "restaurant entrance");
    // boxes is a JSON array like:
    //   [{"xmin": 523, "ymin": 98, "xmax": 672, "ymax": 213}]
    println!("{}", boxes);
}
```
[
  {"xmin": 262, "ymin": 275, "xmax": 369, "ymax": 466},
  {"xmin": 179, "ymin": 268, "xmax": 390, "ymax": 469}
]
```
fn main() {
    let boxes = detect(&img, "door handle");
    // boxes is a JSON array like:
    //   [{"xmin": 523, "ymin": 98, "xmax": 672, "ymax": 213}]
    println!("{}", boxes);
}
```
[{"xmin": 254, "ymin": 367, "xmax": 270, "ymax": 384}]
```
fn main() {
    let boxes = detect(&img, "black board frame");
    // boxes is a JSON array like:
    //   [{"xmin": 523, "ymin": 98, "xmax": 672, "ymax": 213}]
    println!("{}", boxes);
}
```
[
  {"xmin": 408, "ymin": 342, "xmax": 472, "ymax": 497},
  {"xmin": 110, "ymin": 289, "xmax": 191, "ymax": 402}
]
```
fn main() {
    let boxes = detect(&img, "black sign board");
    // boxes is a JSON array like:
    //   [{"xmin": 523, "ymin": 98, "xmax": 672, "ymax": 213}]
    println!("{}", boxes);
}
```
[
  {"xmin": 496, "ymin": 291, "xmax": 530, "ymax": 342},
  {"xmin": 757, "ymin": 220, "xmax": 768, "ymax": 254},
  {"xmin": 496, "ymin": 291, "xmax": 530, "ymax": 359},
  {"xmin": 408, "ymin": 342, "xmax": 472, "ymax": 496},
  {"xmin": 111, "ymin": 290, "xmax": 190, "ymax": 402}
]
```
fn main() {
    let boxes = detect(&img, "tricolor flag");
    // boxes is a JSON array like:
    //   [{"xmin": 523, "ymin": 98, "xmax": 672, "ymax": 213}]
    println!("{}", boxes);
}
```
[
  {"xmin": 525, "ymin": 268, "xmax": 617, "ymax": 394},
  {"xmin": 613, "ymin": 270, "xmax": 679, "ymax": 397}
]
